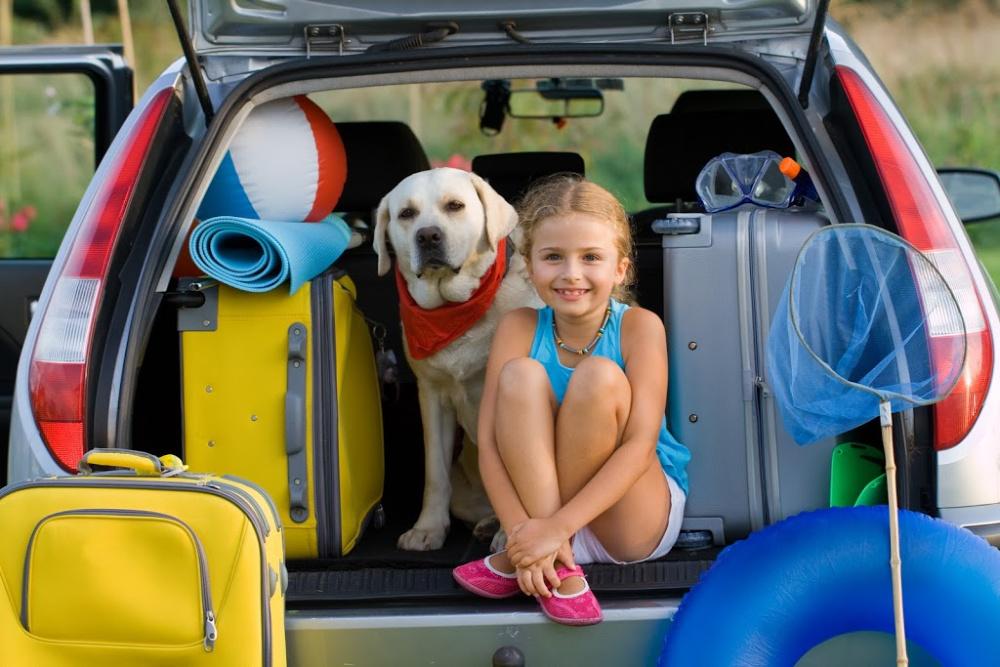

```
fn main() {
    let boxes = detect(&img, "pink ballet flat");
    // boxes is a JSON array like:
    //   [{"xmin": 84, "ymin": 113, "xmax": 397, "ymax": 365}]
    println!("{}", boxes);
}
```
[
  {"xmin": 452, "ymin": 553, "xmax": 520, "ymax": 599},
  {"xmin": 537, "ymin": 566, "xmax": 603, "ymax": 626}
]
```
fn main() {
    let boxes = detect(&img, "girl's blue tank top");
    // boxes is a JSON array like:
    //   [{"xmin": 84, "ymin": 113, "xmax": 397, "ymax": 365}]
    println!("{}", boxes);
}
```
[{"xmin": 528, "ymin": 299, "xmax": 691, "ymax": 495}]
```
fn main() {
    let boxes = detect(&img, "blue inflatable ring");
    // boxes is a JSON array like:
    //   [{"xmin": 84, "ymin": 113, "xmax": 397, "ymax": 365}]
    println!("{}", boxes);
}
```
[{"xmin": 660, "ymin": 506, "xmax": 1000, "ymax": 666}]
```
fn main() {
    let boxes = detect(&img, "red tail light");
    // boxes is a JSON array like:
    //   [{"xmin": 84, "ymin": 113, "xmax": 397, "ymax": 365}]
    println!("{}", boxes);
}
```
[
  {"xmin": 836, "ymin": 66, "xmax": 993, "ymax": 450},
  {"xmin": 29, "ymin": 87, "xmax": 174, "ymax": 472}
]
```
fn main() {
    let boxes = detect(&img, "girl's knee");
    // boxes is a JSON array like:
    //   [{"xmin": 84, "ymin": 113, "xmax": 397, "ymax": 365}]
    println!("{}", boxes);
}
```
[
  {"xmin": 497, "ymin": 357, "xmax": 548, "ymax": 399},
  {"xmin": 565, "ymin": 356, "xmax": 628, "ymax": 401}
]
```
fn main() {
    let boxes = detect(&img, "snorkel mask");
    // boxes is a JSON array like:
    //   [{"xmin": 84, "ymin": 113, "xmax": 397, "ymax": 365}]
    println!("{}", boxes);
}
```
[{"xmin": 695, "ymin": 150, "xmax": 796, "ymax": 213}]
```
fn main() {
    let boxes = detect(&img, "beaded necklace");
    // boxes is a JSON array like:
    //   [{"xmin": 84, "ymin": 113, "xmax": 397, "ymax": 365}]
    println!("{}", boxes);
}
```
[{"xmin": 552, "ymin": 303, "xmax": 613, "ymax": 356}]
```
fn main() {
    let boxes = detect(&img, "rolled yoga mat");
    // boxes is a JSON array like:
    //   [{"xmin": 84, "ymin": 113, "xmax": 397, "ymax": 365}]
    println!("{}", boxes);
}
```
[{"xmin": 189, "ymin": 214, "xmax": 352, "ymax": 294}]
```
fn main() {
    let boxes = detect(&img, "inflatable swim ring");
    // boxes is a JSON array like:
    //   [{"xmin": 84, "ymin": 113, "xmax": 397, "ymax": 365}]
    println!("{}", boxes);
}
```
[{"xmin": 660, "ymin": 506, "xmax": 1000, "ymax": 666}]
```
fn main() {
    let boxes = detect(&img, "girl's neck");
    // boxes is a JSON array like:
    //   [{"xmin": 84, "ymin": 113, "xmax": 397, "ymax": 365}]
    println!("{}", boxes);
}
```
[{"xmin": 551, "ymin": 299, "xmax": 613, "ymax": 346}]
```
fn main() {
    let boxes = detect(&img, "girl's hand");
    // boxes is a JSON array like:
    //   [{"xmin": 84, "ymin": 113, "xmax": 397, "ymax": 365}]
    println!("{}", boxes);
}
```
[
  {"xmin": 507, "ymin": 518, "xmax": 571, "ymax": 569},
  {"xmin": 515, "ymin": 553, "xmax": 561, "ymax": 597},
  {"xmin": 514, "ymin": 541, "xmax": 578, "ymax": 597},
  {"xmin": 555, "ymin": 540, "xmax": 577, "ymax": 573}
]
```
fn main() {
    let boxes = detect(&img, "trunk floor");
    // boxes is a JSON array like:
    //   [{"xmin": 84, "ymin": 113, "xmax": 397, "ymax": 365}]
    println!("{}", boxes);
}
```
[{"xmin": 285, "ymin": 514, "xmax": 719, "ymax": 603}]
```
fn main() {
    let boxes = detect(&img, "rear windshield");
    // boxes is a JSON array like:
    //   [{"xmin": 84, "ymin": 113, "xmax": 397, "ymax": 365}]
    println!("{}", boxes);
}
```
[{"xmin": 311, "ymin": 78, "xmax": 748, "ymax": 212}]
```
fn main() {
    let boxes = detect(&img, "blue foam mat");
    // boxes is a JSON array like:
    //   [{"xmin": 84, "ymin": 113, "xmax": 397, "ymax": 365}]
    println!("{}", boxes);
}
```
[{"xmin": 189, "ymin": 214, "xmax": 351, "ymax": 294}]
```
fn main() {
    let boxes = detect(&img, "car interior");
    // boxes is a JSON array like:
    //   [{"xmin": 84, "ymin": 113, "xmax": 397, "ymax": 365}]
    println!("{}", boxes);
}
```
[{"xmin": 128, "ymin": 74, "xmax": 855, "ymax": 604}]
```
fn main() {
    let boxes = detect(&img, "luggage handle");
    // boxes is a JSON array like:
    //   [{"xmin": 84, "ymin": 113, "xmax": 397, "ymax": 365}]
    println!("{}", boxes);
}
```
[
  {"xmin": 652, "ymin": 216, "xmax": 701, "ymax": 236},
  {"xmin": 286, "ymin": 323, "xmax": 310, "ymax": 523},
  {"xmin": 79, "ymin": 449, "xmax": 187, "ymax": 477}
]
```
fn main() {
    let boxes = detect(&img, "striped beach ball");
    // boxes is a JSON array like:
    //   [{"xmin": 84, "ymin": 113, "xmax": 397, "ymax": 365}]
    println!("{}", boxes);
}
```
[{"xmin": 196, "ymin": 95, "xmax": 347, "ymax": 222}]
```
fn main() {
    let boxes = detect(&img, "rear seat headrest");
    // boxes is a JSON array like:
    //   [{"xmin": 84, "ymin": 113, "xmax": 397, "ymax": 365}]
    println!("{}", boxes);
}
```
[
  {"xmin": 670, "ymin": 89, "xmax": 773, "ymax": 114},
  {"xmin": 472, "ymin": 152, "xmax": 585, "ymax": 204},
  {"xmin": 644, "ymin": 99, "xmax": 796, "ymax": 204},
  {"xmin": 335, "ymin": 122, "xmax": 431, "ymax": 213}
]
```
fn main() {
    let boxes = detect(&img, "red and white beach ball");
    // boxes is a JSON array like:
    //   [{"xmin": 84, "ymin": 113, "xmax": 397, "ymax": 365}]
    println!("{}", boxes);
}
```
[{"xmin": 196, "ymin": 95, "xmax": 347, "ymax": 222}]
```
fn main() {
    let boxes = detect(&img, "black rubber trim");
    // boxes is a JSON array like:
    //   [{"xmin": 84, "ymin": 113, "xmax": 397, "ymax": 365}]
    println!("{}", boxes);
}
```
[{"xmin": 285, "ymin": 554, "xmax": 719, "ymax": 603}]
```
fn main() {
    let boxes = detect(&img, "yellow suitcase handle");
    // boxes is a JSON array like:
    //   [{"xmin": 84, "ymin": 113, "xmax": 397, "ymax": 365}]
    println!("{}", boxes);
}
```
[{"xmin": 78, "ymin": 449, "xmax": 187, "ymax": 476}]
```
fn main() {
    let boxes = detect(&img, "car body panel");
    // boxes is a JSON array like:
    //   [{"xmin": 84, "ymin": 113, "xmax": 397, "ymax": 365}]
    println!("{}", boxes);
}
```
[
  {"xmin": 285, "ymin": 600, "xmax": 677, "ymax": 665},
  {"xmin": 191, "ymin": 0, "xmax": 820, "ymax": 55}
]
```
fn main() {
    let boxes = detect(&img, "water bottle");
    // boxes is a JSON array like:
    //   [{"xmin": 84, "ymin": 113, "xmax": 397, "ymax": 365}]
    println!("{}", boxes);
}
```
[{"xmin": 779, "ymin": 157, "xmax": 820, "ymax": 204}]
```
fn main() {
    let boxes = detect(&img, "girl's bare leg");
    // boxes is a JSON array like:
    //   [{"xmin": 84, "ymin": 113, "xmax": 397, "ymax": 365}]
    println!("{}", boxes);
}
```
[
  {"xmin": 556, "ymin": 356, "xmax": 671, "ymax": 565},
  {"xmin": 491, "ymin": 358, "xmax": 560, "ymax": 574}
]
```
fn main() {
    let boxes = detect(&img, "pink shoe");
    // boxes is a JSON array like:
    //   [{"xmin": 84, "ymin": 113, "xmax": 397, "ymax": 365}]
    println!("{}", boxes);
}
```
[
  {"xmin": 538, "ymin": 566, "xmax": 603, "ymax": 626},
  {"xmin": 452, "ymin": 553, "xmax": 520, "ymax": 599}
]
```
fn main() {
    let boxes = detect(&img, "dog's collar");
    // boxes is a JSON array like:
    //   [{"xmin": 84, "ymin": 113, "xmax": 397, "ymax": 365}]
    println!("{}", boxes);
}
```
[{"xmin": 396, "ymin": 237, "xmax": 508, "ymax": 360}]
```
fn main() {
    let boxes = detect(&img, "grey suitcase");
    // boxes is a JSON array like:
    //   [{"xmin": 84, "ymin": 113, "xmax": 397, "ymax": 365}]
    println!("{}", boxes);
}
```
[{"xmin": 658, "ymin": 207, "xmax": 833, "ymax": 544}]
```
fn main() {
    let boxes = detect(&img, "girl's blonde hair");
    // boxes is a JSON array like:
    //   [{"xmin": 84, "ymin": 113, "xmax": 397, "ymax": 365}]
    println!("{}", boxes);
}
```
[{"xmin": 516, "ymin": 174, "xmax": 636, "ymax": 304}]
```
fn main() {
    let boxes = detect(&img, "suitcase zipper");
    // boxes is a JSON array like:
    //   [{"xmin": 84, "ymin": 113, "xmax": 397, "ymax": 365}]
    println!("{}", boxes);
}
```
[
  {"xmin": 12, "ymin": 478, "xmax": 273, "ymax": 666},
  {"xmin": 21, "ymin": 508, "xmax": 218, "ymax": 652},
  {"xmin": 747, "ymin": 210, "xmax": 781, "ymax": 525},
  {"xmin": 744, "ymin": 210, "xmax": 773, "ymax": 526},
  {"xmin": 222, "ymin": 473, "xmax": 284, "ymax": 533}
]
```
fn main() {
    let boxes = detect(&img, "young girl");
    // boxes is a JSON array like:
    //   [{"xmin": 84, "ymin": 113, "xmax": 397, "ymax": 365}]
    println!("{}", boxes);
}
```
[{"xmin": 453, "ymin": 175, "xmax": 690, "ymax": 626}]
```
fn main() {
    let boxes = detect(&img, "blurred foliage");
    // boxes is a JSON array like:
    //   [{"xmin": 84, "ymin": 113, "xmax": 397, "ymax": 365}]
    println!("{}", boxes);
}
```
[
  {"xmin": 836, "ymin": 0, "xmax": 999, "ymax": 9},
  {"xmin": 966, "ymin": 220, "xmax": 1000, "ymax": 288},
  {"xmin": 12, "ymin": 1, "xmax": 158, "ymax": 27},
  {"xmin": 0, "ymin": 73, "xmax": 95, "ymax": 258}
]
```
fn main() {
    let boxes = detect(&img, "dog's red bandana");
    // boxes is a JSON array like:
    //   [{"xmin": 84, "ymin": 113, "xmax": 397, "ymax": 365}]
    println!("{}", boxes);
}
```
[{"xmin": 396, "ymin": 238, "xmax": 508, "ymax": 360}]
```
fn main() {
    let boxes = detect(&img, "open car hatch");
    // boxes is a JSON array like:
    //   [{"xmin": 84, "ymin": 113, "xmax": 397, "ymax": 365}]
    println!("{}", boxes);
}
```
[{"xmin": 189, "ymin": 0, "xmax": 822, "ymax": 56}]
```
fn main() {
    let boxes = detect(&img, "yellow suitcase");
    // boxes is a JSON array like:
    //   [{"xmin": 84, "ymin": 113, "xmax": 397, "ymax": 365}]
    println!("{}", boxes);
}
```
[
  {"xmin": 0, "ymin": 449, "xmax": 286, "ymax": 667},
  {"xmin": 180, "ymin": 269, "xmax": 384, "ymax": 558}
]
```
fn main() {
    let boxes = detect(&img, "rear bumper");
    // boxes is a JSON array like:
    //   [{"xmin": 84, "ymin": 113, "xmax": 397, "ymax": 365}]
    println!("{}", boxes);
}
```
[
  {"xmin": 938, "ymin": 504, "xmax": 1000, "ymax": 547},
  {"xmin": 286, "ymin": 598, "xmax": 679, "ymax": 666}
]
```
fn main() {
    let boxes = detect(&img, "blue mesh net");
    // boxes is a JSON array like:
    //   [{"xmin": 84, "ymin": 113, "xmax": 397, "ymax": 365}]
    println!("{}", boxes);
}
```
[{"xmin": 767, "ymin": 224, "xmax": 966, "ymax": 445}]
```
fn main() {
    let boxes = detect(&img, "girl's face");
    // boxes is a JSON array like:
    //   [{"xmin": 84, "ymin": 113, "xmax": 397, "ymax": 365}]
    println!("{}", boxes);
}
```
[{"xmin": 528, "ymin": 212, "xmax": 629, "ymax": 317}]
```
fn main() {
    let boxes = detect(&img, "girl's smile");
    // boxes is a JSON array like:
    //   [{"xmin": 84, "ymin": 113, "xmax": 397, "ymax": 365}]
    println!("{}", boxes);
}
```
[{"xmin": 554, "ymin": 287, "xmax": 590, "ymax": 300}]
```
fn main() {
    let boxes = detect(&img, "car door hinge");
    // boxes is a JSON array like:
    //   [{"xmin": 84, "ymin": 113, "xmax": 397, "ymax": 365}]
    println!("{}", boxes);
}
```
[
  {"xmin": 305, "ymin": 24, "xmax": 347, "ymax": 57},
  {"xmin": 668, "ymin": 12, "xmax": 709, "ymax": 45}
]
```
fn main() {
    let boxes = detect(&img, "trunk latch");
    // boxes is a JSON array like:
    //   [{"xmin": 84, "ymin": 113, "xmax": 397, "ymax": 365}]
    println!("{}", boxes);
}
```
[
  {"xmin": 305, "ymin": 24, "xmax": 347, "ymax": 57},
  {"xmin": 668, "ymin": 12, "xmax": 709, "ymax": 45}
]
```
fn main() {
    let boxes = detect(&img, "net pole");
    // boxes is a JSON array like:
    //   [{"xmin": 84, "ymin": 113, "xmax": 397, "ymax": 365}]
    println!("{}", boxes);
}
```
[{"xmin": 880, "ymin": 400, "xmax": 908, "ymax": 666}]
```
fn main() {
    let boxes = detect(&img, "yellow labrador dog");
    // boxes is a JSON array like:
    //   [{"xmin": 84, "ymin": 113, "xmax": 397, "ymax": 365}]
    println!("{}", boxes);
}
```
[{"xmin": 375, "ymin": 167, "xmax": 540, "ymax": 551}]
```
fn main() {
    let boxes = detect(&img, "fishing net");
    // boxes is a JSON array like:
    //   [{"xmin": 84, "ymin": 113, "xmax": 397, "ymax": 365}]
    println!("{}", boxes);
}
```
[{"xmin": 767, "ymin": 224, "xmax": 966, "ymax": 445}]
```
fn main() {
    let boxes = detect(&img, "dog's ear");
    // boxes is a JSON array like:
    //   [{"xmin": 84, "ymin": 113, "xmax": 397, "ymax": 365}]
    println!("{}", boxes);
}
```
[
  {"xmin": 373, "ymin": 194, "xmax": 392, "ymax": 276},
  {"xmin": 470, "ymin": 172, "xmax": 517, "ymax": 251}
]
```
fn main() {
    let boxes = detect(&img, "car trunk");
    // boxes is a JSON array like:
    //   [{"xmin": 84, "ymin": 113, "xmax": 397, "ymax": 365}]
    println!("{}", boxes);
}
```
[{"xmin": 117, "ymin": 37, "xmax": 934, "ymax": 664}]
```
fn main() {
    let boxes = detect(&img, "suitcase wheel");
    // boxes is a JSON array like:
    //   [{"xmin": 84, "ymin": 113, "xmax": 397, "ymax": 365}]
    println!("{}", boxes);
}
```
[{"xmin": 372, "ymin": 504, "xmax": 386, "ymax": 530}]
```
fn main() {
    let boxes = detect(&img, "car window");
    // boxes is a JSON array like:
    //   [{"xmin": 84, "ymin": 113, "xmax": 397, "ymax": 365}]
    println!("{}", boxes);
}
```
[
  {"xmin": 313, "ymin": 78, "xmax": 747, "ymax": 212},
  {"xmin": 0, "ymin": 72, "xmax": 96, "ymax": 259}
]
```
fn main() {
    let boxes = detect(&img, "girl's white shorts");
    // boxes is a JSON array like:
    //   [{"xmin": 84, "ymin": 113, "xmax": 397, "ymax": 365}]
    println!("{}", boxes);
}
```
[{"xmin": 571, "ymin": 469, "xmax": 686, "ymax": 565}]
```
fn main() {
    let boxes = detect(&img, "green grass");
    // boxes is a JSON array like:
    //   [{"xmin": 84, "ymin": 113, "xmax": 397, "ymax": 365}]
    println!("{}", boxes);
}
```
[
  {"xmin": 966, "ymin": 219, "xmax": 1000, "ymax": 284},
  {"xmin": 888, "ymin": 65, "xmax": 1000, "ymax": 281}
]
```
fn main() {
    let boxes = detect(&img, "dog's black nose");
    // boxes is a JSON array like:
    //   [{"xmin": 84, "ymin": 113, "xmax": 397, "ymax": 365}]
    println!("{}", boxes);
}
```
[{"xmin": 416, "ymin": 226, "xmax": 444, "ymax": 249}]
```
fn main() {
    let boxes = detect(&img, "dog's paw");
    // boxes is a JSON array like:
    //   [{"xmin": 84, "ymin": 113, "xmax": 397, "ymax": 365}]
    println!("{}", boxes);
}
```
[
  {"xmin": 489, "ymin": 527, "xmax": 508, "ymax": 554},
  {"xmin": 472, "ymin": 514, "xmax": 501, "ymax": 543},
  {"xmin": 397, "ymin": 525, "xmax": 448, "ymax": 551}
]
